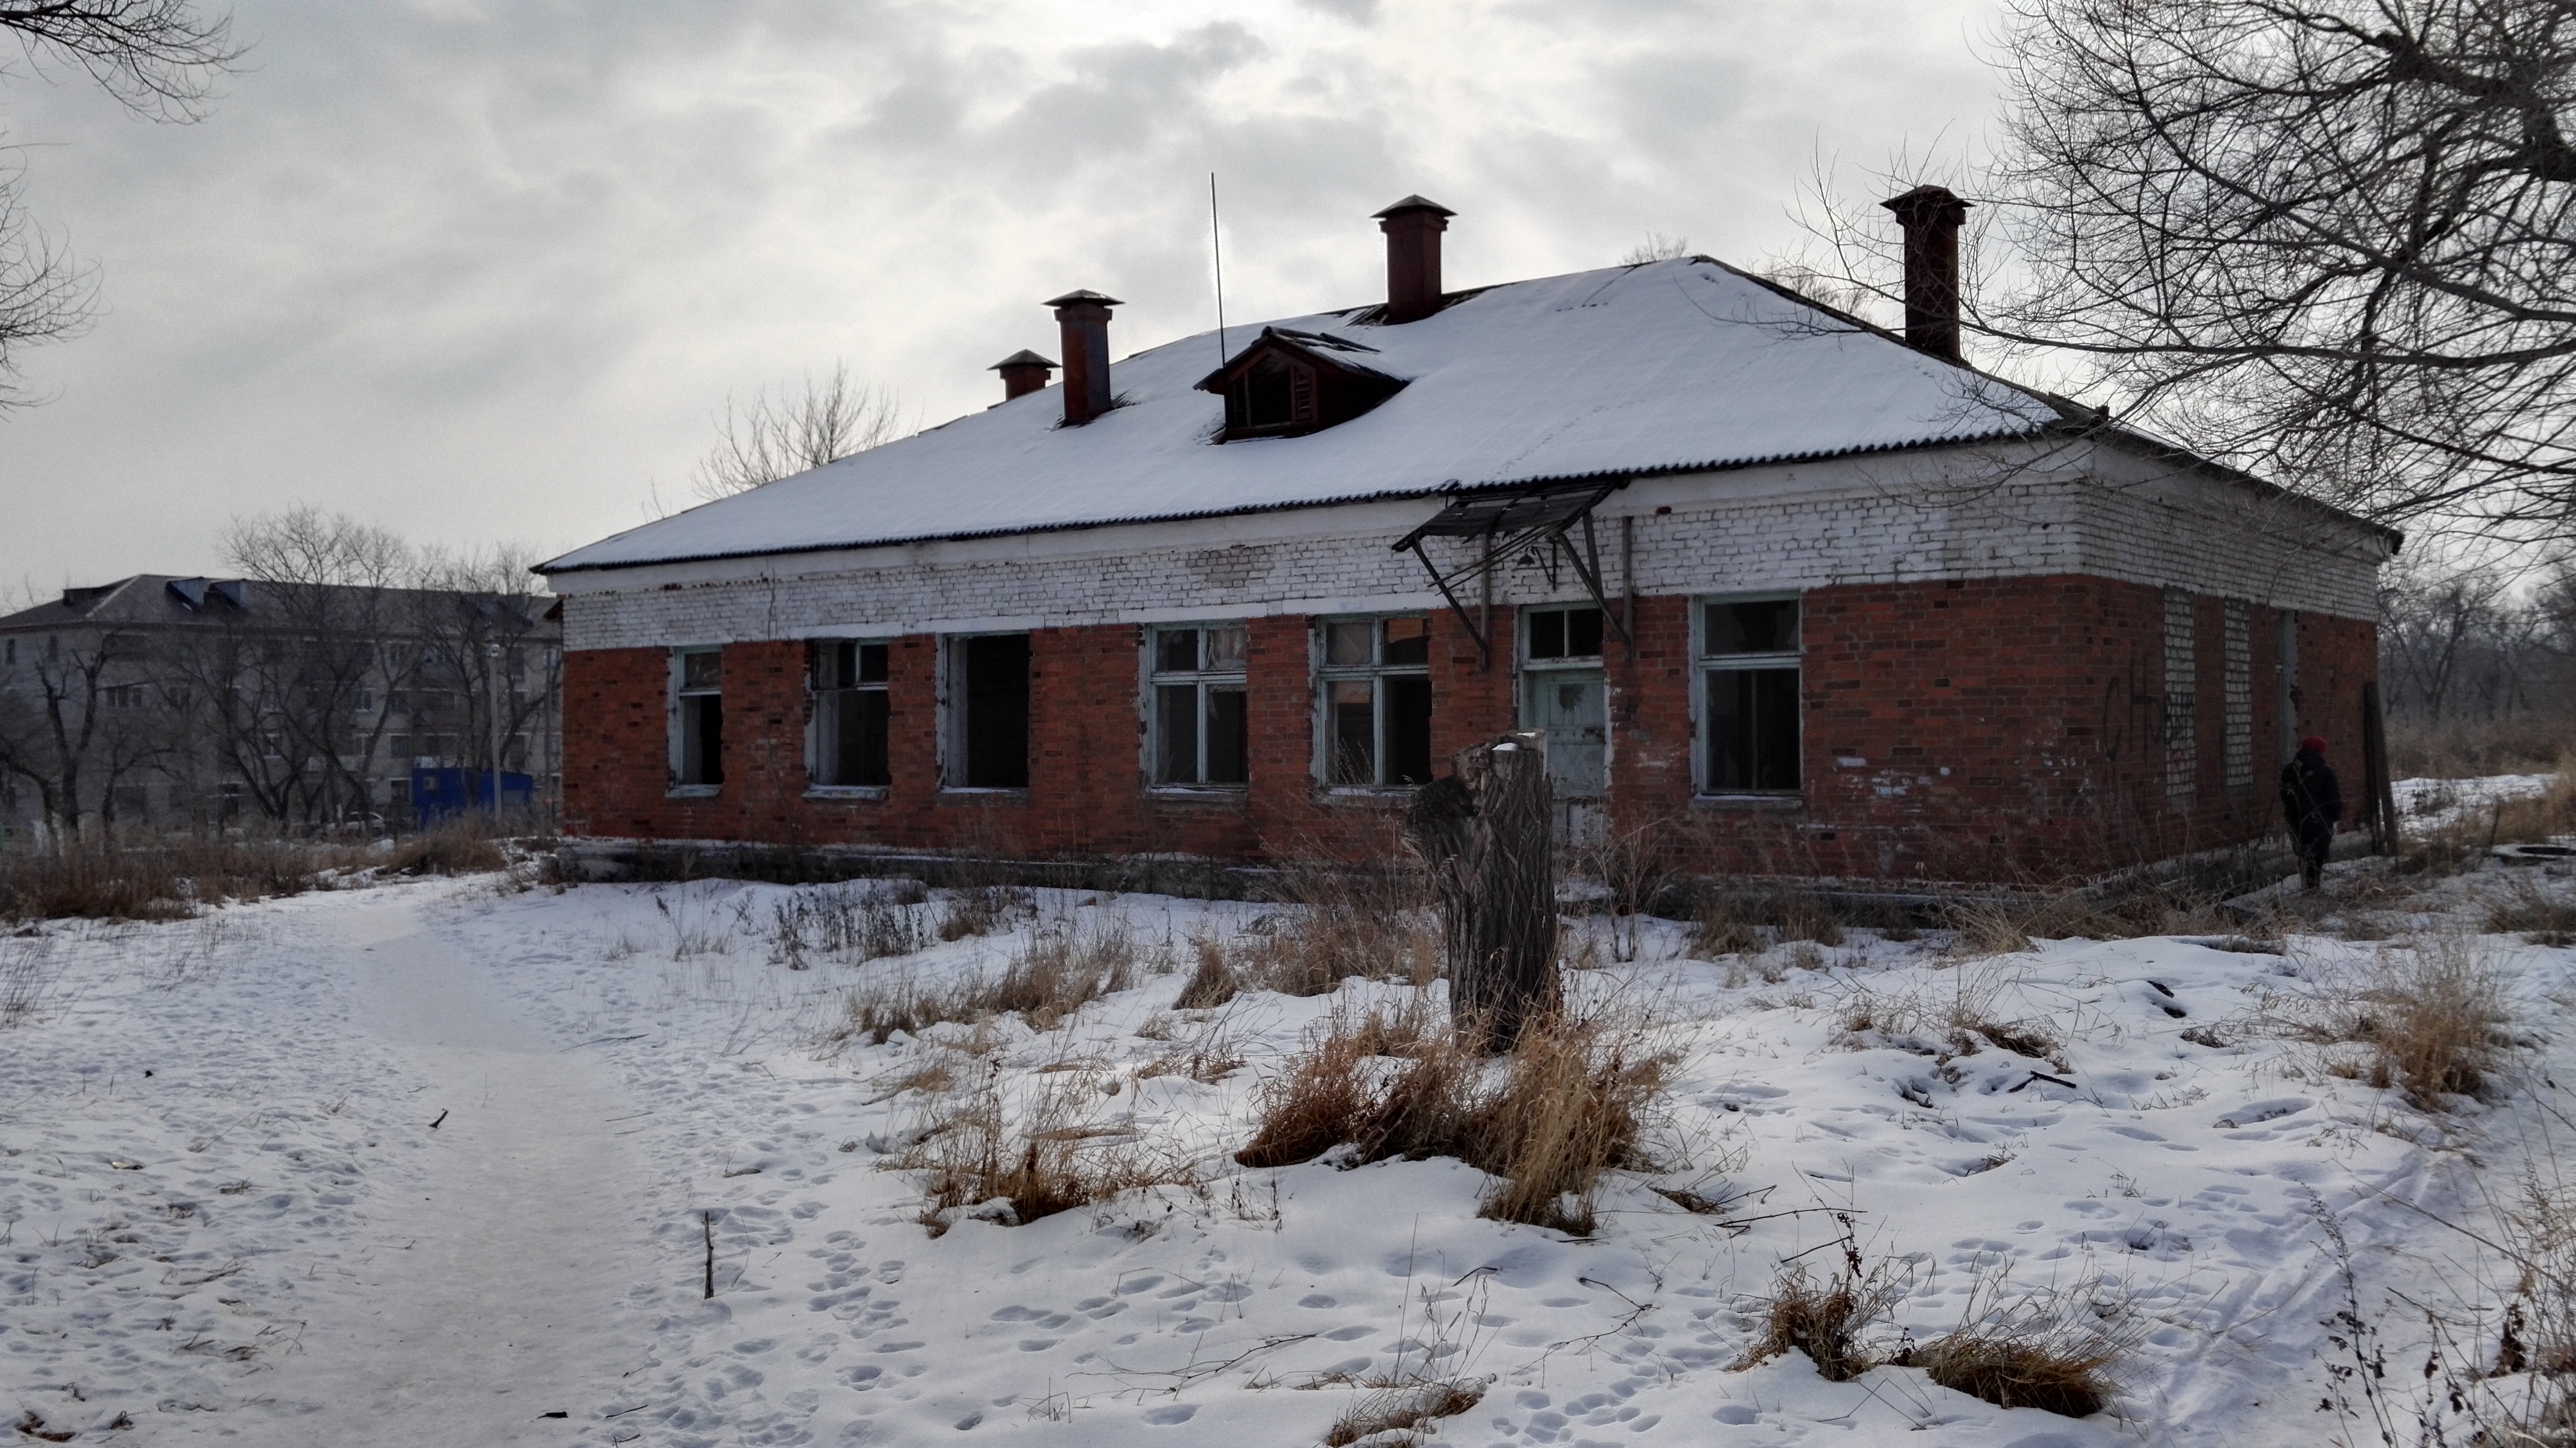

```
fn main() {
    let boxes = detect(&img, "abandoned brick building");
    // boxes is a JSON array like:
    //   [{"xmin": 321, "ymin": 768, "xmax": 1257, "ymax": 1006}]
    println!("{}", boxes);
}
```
[{"xmin": 539, "ymin": 191, "xmax": 2394, "ymax": 886}]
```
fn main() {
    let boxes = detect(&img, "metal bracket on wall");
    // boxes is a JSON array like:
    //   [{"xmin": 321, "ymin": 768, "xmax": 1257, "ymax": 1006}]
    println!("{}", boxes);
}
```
[{"xmin": 1394, "ymin": 478, "xmax": 1631, "ymax": 670}]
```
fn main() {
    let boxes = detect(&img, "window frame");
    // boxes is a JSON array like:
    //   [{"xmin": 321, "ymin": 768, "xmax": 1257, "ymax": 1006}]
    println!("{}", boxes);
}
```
[
  {"xmin": 670, "ymin": 645, "xmax": 724, "ymax": 795},
  {"xmin": 1520, "ymin": 604, "xmax": 1608, "ymax": 672},
  {"xmin": 939, "ymin": 631, "xmax": 1032, "ymax": 792},
  {"xmin": 1144, "ymin": 622, "xmax": 1251, "ymax": 792},
  {"xmin": 1314, "ymin": 614, "xmax": 1436, "ymax": 790},
  {"xmin": 807, "ymin": 638, "xmax": 893, "ymax": 798},
  {"xmin": 1692, "ymin": 592, "xmax": 1804, "ymax": 800}
]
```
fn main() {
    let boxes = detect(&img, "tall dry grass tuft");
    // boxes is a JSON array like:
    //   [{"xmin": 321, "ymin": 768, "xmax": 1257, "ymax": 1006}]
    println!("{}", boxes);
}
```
[
  {"xmin": 2488, "ymin": 878, "xmax": 2576, "ymax": 946},
  {"xmin": 1234, "ymin": 996, "xmax": 1662, "ymax": 1234},
  {"xmin": 1687, "ymin": 888, "xmax": 1846, "ymax": 959},
  {"xmin": 0, "ymin": 936, "xmax": 61, "ymax": 1028},
  {"xmin": 1902, "ymin": 1275, "xmax": 2130, "ymax": 1417},
  {"xmin": 1732, "ymin": 1226, "xmax": 1906, "ymax": 1382},
  {"xmin": 978, "ymin": 922, "xmax": 1140, "ymax": 1029},
  {"xmin": 815, "ymin": 918, "xmax": 1144, "ymax": 1048},
  {"xmin": 378, "ymin": 817, "xmax": 510, "ymax": 876},
  {"xmin": 2272, "ymin": 936, "xmax": 2512, "ymax": 1109},
  {"xmin": 2388, "ymin": 718, "xmax": 2573, "ymax": 780},
  {"xmin": 891, "ymin": 1074, "xmax": 1178, "ymax": 1236},
  {"xmin": 1176, "ymin": 868, "xmax": 1438, "ymax": 1008}
]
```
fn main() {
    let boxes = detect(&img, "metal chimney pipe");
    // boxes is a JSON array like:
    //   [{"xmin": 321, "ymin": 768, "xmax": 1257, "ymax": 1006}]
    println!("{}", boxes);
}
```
[
  {"xmin": 1373, "ymin": 195, "xmax": 1456, "ymax": 324},
  {"xmin": 1880, "ymin": 184, "xmax": 1970, "ymax": 362},
  {"xmin": 988, "ymin": 349, "xmax": 1058, "ymax": 404},
  {"xmin": 1044, "ymin": 290, "xmax": 1121, "ymax": 425}
]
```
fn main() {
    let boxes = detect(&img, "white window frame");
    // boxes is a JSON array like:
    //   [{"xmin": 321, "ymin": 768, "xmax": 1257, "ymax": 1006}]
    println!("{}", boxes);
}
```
[
  {"xmin": 1692, "ymin": 592, "xmax": 1803, "ymax": 799},
  {"xmin": 1314, "ymin": 614, "xmax": 1434, "ymax": 790},
  {"xmin": 670, "ymin": 646, "xmax": 723, "ymax": 796},
  {"xmin": 808, "ymin": 638, "xmax": 893, "ymax": 798},
  {"xmin": 1144, "ymin": 622, "xmax": 1250, "ymax": 792}
]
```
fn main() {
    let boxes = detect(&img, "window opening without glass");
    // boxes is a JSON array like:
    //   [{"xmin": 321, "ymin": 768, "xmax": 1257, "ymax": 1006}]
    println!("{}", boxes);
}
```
[
  {"xmin": 675, "ymin": 647, "xmax": 723, "ymax": 787},
  {"xmin": 812, "ymin": 640, "xmax": 890, "ymax": 788},
  {"xmin": 1150, "ymin": 624, "xmax": 1248, "ymax": 786},
  {"xmin": 1320, "ymin": 616, "xmax": 1433, "ymax": 787},
  {"xmin": 952, "ymin": 634, "xmax": 1030, "ymax": 789},
  {"xmin": 1699, "ymin": 598, "xmax": 1798, "ymax": 794}
]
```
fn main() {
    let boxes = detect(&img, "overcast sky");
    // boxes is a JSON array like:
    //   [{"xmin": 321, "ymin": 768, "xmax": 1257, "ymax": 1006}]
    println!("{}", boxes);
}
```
[{"xmin": 0, "ymin": 0, "xmax": 2004, "ymax": 592}]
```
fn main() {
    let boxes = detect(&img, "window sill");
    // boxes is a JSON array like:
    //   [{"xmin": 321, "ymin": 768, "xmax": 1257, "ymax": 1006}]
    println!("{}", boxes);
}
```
[
  {"xmin": 1146, "ymin": 786, "xmax": 1250, "ymax": 804},
  {"xmin": 666, "ymin": 784, "xmax": 722, "ymax": 800},
  {"xmin": 938, "ymin": 787, "xmax": 1029, "ymax": 804},
  {"xmin": 1693, "ymin": 792, "xmax": 1803, "ymax": 810},
  {"xmin": 805, "ymin": 786, "xmax": 889, "ymax": 802},
  {"xmin": 1315, "ymin": 785, "xmax": 1418, "ymax": 805}
]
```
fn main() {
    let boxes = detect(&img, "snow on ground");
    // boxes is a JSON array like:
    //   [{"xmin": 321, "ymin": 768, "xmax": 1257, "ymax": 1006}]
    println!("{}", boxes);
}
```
[
  {"xmin": 3, "ymin": 846, "xmax": 2573, "ymax": 1447},
  {"xmin": 2394, "ymin": 772, "xmax": 2561, "ymax": 831}
]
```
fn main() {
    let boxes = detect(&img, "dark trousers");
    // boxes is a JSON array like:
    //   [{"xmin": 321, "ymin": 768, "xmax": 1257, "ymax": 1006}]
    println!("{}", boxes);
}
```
[{"xmin": 2294, "ymin": 818, "xmax": 2332, "ymax": 885}]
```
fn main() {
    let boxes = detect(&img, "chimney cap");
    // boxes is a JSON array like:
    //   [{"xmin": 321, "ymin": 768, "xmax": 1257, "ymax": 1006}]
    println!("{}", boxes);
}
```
[
  {"xmin": 989, "ymin": 350, "xmax": 1059, "ymax": 371},
  {"xmin": 1372, "ymin": 194, "xmax": 1456, "ymax": 220},
  {"xmin": 1043, "ymin": 289, "xmax": 1122, "ymax": 308},
  {"xmin": 1880, "ymin": 184, "xmax": 1970, "ymax": 224}
]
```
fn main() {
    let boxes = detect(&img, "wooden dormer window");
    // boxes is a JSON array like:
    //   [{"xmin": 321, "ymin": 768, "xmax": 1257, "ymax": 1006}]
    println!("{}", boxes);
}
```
[{"xmin": 1198, "ymin": 328, "xmax": 1404, "ymax": 442}]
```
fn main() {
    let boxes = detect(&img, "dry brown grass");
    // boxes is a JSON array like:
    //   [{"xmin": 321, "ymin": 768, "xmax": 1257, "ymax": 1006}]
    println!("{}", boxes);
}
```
[
  {"xmin": 936, "ymin": 882, "xmax": 1031, "ymax": 941},
  {"xmin": 1910, "ymin": 1331, "xmax": 2120, "ymax": 1416},
  {"xmin": 2488, "ymin": 879, "xmax": 2576, "ymax": 946},
  {"xmin": 2388, "ymin": 717, "xmax": 2574, "ymax": 779},
  {"xmin": 0, "ymin": 834, "xmax": 344, "ymax": 920},
  {"xmin": 1324, "ymin": 1378, "xmax": 1486, "ymax": 1446},
  {"xmin": 1733, "ymin": 1230, "xmax": 1906, "ymax": 1382},
  {"xmin": 1176, "ymin": 874, "xmax": 1439, "ymax": 1010},
  {"xmin": 890, "ymin": 1076, "xmax": 1179, "ymax": 1236},
  {"xmin": 1837, "ymin": 962, "xmax": 2063, "ymax": 1066},
  {"xmin": 2273, "ymin": 937, "xmax": 2511, "ymax": 1109},
  {"xmin": 1234, "ymin": 996, "xmax": 1663, "ymax": 1234},
  {"xmin": 817, "ymin": 920, "xmax": 1142, "ymax": 1048},
  {"xmin": 378, "ymin": 818, "xmax": 510, "ymax": 876},
  {"xmin": 1688, "ymin": 889, "xmax": 1845, "ymax": 958},
  {"xmin": 768, "ymin": 881, "xmax": 928, "ymax": 968}
]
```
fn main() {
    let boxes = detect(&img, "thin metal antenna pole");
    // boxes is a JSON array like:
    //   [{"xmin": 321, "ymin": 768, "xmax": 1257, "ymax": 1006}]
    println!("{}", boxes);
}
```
[{"xmin": 1210, "ymin": 172, "xmax": 1228, "ymax": 364}]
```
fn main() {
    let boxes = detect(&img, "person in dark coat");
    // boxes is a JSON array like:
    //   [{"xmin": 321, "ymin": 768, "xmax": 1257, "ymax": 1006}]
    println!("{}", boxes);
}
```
[{"xmin": 2278, "ymin": 735, "xmax": 2342, "ymax": 890}]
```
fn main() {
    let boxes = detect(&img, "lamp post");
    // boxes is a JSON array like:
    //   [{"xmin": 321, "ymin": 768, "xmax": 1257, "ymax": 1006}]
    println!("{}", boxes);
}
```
[{"xmin": 486, "ymin": 641, "xmax": 504, "ymax": 818}]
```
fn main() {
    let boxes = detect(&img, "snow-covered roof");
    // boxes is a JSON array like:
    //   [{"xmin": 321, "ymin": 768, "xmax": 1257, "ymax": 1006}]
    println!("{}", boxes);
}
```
[{"xmin": 542, "ymin": 257, "xmax": 2064, "ymax": 575}]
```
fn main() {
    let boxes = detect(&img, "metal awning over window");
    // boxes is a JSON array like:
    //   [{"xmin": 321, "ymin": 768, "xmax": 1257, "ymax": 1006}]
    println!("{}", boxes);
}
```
[{"xmin": 1392, "ymin": 478, "xmax": 1629, "ymax": 668}]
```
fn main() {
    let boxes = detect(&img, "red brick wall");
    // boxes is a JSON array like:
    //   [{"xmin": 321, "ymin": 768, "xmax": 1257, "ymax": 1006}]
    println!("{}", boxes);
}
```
[{"xmin": 560, "ymin": 575, "xmax": 2376, "ymax": 884}]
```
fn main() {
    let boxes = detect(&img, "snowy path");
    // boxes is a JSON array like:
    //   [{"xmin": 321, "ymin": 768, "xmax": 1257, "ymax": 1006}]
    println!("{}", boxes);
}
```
[{"xmin": 248, "ymin": 899, "xmax": 654, "ymax": 1445}]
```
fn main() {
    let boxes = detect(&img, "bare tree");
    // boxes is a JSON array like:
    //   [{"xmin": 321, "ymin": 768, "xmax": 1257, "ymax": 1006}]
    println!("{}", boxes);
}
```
[
  {"xmin": 1620, "ymin": 232, "xmax": 1694, "ymax": 264},
  {"xmin": 174, "ymin": 506, "xmax": 418, "ymax": 826},
  {"xmin": 690, "ymin": 360, "xmax": 912, "ymax": 500},
  {"xmin": 0, "ymin": 623, "xmax": 160, "ymax": 834},
  {"xmin": 0, "ymin": 0, "xmax": 239, "ymax": 402},
  {"xmin": 410, "ymin": 542, "xmax": 560, "ymax": 794},
  {"xmin": 1800, "ymin": 0, "xmax": 2576, "ymax": 541}
]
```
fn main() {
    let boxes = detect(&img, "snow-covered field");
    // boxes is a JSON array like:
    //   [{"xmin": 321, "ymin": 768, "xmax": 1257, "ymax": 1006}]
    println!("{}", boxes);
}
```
[{"xmin": 4, "ymin": 844, "xmax": 2572, "ymax": 1447}]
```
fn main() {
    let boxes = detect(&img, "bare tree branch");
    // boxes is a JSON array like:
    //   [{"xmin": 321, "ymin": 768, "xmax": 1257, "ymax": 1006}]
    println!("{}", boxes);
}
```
[
  {"xmin": 1798, "ymin": 0, "xmax": 2576, "ymax": 543},
  {"xmin": 690, "ymin": 361, "xmax": 914, "ymax": 500},
  {"xmin": 0, "ymin": 0, "xmax": 240, "ymax": 122}
]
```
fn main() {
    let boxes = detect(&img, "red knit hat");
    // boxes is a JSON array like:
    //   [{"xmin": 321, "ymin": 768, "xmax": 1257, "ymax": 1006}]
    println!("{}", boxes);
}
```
[{"xmin": 2300, "ymin": 735, "xmax": 2328, "ymax": 753}]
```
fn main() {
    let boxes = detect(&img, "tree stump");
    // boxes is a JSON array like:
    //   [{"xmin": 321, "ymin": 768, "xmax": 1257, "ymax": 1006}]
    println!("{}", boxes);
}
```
[{"xmin": 1406, "ymin": 730, "xmax": 1558, "ymax": 1052}]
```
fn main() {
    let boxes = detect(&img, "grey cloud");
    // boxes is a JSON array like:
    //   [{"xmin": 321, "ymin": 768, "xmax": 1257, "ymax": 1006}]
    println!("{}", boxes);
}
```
[{"xmin": 0, "ymin": 0, "xmax": 2006, "ymax": 590}]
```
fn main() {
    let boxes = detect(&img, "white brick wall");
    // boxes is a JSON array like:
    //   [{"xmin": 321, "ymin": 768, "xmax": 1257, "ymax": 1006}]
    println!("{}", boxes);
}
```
[{"xmin": 556, "ymin": 444, "xmax": 2385, "ymax": 651}]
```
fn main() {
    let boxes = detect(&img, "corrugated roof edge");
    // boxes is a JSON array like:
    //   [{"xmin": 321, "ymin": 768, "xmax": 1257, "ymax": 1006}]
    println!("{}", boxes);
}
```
[{"xmin": 536, "ymin": 428, "xmax": 2046, "ymax": 576}]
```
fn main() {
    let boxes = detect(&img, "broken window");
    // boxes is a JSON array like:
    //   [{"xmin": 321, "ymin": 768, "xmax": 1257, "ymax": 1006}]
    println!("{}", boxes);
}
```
[
  {"xmin": 812, "ymin": 640, "xmax": 891, "ymax": 789},
  {"xmin": 950, "ymin": 634, "xmax": 1030, "ymax": 789},
  {"xmin": 1524, "ymin": 605, "xmax": 1605, "ymax": 660},
  {"xmin": 1320, "ymin": 616, "xmax": 1434, "ymax": 787},
  {"xmin": 1699, "ymin": 597, "xmax": 1799, "ymax": 794},
  {"xmin": 1150, "ymin": 624, "xmax": 1248, "ymax": 787},
  {"xmin": 674, "ymin": 647, "xmax": 724, "ymax": 788}
]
